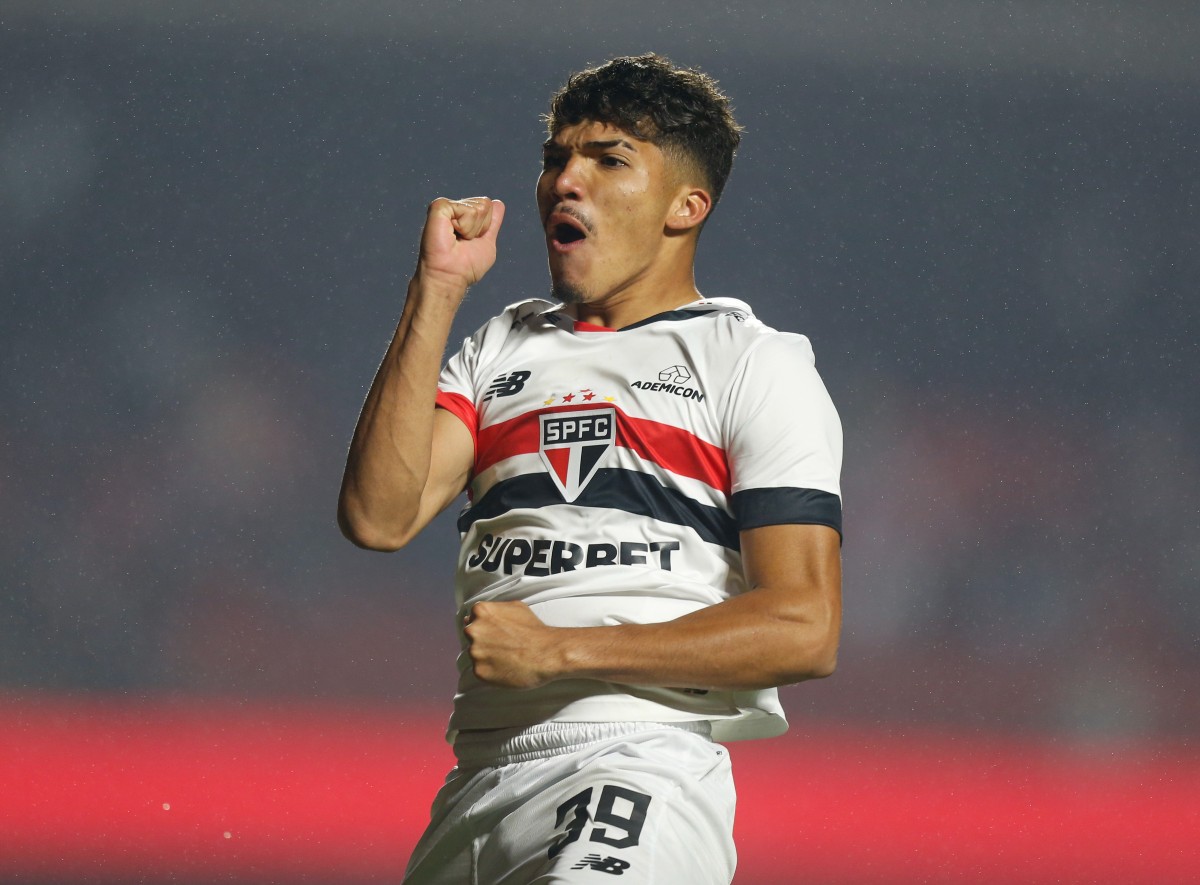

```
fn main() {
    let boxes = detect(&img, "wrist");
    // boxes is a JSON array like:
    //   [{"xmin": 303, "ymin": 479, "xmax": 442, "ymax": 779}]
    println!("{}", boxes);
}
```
[
  {"xmin": 400, "ymin": 274, "xmax": 466, "ymax": 336},
  {"xmin": 540, "ymin": 627, "xmax": 579, "ymax": 684},
  {"xmin": 410, "ymin": 265, "xmax": 471, "ymax": 305}
]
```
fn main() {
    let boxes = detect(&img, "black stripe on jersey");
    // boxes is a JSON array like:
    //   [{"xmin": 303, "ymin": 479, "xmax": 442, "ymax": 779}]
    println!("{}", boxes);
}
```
[
  {"xmin": 732, "ymin": 487, "xmax": 843, "ymax": 539},
  {"xmin": 459, "ymin": 469, "xmax": 739, "ymax": 550},
  {"xmin": 620, "ymin": 308, "xmax": 718, "ymax": 331}
]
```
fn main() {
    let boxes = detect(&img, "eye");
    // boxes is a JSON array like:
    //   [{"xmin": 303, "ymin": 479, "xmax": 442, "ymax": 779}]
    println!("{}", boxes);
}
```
[
  {"xmin": 600, "ymin": 155, "xmax": 628, "ymax": 168},
  {"xmin": 541, "ymin": 153, "xmax": 566, "ymax": 170}
]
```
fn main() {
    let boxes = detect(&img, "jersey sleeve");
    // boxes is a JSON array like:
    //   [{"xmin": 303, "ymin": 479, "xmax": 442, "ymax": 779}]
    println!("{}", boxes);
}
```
[
  {"xmin": 435, "ymin": 300, "xmax": 550, "ymax": 454},
  {"xmin": 435, "ymin": 322, "xmax": 485, "ymax": 452},
  {"xmin": 721, "ymin": 332, "xmax": 843, "ymax": 537}
]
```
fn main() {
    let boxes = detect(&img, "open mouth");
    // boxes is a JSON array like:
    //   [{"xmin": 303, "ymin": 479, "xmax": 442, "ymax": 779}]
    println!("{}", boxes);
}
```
[
  {"xmin": 547, "ymin": 211, "xmax": 590, "ymax": 249},
  {"xmin": 553, "ymin": 221, "xmax": 587, "ymax": 245}
]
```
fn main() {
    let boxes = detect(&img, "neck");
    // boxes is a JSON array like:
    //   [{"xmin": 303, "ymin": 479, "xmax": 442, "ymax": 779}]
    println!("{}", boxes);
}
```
[
  {"xmin": 569, "ymin": 287, "xmax": 701, "ymax": 330},
  {"xmin": 565, "ymin": 253, "xmax": 702, "ymax": 330}
]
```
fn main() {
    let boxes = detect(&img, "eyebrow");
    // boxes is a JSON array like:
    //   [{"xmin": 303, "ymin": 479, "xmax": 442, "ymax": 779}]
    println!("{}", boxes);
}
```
[
  {"xmin": 542, "ymin": 137, "xmax": 641, "ymax": 153},
  {"xmin": 584, "ymin": 138, "xmax": 639, "ymax": 152}
]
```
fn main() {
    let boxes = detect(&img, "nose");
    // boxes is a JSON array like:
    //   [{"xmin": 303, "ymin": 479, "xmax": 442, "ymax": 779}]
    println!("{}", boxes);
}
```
[{"xmin": 544, "ymin": 155, "xmax": 585, "ymax": 202}]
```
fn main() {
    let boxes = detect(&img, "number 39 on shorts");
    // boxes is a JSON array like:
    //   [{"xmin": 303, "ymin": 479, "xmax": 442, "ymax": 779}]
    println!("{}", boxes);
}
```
[{"xmin": 548, "ymin": 784, "xmax": 652, "ymax": 859}]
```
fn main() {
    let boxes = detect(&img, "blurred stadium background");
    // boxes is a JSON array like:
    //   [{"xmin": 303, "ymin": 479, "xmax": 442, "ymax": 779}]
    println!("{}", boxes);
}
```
[{"xmin": 2, "ymin": 2, "xmax": 1197, "ymax": 882}]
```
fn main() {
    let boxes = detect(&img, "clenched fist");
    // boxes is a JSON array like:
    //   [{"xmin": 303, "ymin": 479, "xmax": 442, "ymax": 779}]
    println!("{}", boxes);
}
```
[
  {"xmin": 416, "ymin": 196, "xmax": 505, "ymax": 293},
  {"xmin": 464, "ymin": 600, "xmax": 563, "ymax": 689}
]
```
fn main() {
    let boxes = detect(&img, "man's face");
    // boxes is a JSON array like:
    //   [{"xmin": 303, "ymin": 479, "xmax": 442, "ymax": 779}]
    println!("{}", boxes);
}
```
[{"xmin": 536, "ymin": 120, "xmax": 685, "ymax": 307}]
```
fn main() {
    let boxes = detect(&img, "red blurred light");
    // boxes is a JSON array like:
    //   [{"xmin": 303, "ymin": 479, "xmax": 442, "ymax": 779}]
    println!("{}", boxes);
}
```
[{"xmin": 1, "ymin": 695, "xmax": 1196, "ymax": 884}]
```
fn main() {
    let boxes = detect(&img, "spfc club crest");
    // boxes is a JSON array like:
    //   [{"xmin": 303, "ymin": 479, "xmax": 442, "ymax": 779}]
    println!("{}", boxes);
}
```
[{"xmin": 539, "ymin": 408, "xmax": 615, "ymax": 502}]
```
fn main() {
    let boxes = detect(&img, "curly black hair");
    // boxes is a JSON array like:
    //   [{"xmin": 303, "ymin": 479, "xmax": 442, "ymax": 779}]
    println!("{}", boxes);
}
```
[{"xmin": 545, "ymin": 54, "xmax": 742, "ymax": 207}]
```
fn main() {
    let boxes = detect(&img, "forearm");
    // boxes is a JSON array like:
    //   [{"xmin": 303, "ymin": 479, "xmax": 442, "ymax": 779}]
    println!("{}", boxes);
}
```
[
  {"xmin": 467, "ymin": 583, "xmax": 840, "ymax": 693},
  {"xmin": 550, "ymin": 586, "xmax": 840, "ymax": 691},
  {"xmin": 338, "ymin": 273, "xmax": 463, "ymax": 549},
  {"xmin": 465, "ymin": 524, "xmax": 843, "ymax": 691}
]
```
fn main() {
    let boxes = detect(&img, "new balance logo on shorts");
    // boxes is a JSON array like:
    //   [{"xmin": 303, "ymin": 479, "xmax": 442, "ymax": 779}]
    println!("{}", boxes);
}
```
[
  {"xmin": 484, "ymin": 370, "xmax": 531, "ymax": 400},
  {"xmin": 571, "ymin": 854, "xmax": 631, "ymax": 875}
]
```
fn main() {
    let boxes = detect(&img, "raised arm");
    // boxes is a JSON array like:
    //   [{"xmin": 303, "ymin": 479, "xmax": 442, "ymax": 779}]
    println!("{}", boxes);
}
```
[
  {"xmin": 338, "ymin": 197, "xmax": 504, "ymax": 551},
  {"xmin": 465, "ymin": 522, "xmax": 842, "ymax": 691}
]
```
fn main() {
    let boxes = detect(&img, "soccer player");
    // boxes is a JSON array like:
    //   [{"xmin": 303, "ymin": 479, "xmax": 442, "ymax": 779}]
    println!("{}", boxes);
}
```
[{"xmin": 339, "ymin": 54, "xmax": 843, "ymax": 884}]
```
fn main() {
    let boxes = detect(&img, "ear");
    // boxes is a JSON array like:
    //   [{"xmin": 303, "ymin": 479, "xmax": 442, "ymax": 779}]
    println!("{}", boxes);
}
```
[{"xmin": 665, "ymin": 187, "xmax": 713, "ymax": 232}]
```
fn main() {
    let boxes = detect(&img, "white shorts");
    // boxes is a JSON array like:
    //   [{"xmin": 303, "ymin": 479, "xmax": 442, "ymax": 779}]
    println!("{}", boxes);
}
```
[{"xmin": 402, "ymin": 721, "xmax": 736, "ymax": 885}]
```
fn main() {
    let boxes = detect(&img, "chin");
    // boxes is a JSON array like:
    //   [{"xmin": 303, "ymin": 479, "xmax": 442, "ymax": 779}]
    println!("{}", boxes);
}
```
[{"xmin": 550, "ymin": 278, "xmax": 589, "ymax": 305}]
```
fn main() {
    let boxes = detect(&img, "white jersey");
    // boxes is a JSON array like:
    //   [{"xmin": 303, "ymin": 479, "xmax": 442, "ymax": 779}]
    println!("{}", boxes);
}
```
[{"xmin": 435, "ymin": 297, "xmax": 842, "ymax": 742}]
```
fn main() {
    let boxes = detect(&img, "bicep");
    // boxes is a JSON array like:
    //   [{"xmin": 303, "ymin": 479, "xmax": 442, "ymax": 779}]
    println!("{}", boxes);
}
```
[{"xmin": 408, "ymin": 407, "xmax": 475, "ymax": 535}]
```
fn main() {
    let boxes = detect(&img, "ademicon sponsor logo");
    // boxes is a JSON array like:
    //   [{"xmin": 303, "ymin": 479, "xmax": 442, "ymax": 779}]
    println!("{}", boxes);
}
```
[{"xmin": 630, "ymin": 365, "xmax": 705, "ymax": 401}]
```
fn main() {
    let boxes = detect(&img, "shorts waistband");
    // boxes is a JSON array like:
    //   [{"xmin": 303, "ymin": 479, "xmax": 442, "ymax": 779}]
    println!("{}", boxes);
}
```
[{"xmin": 452, "ymin": 720, "xmax": 712, "ymax": 768}]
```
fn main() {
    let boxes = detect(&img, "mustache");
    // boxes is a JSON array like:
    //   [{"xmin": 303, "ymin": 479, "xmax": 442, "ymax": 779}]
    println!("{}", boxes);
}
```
[{"xmin": 546, "ymin": 204, "xmax": 595, "ymax": 236}]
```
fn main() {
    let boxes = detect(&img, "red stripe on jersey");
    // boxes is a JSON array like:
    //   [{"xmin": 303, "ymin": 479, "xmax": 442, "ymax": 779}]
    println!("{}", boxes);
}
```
[
  {"xmin": 475, "ymin": 403, "xmax": 729, "ymax": 493},
  {"xmin": 573, "ymin": 320, "xmax": 617, "ymax": 333},
  {"xmin": 435, "ymin": 390, "xmax": 479, "ymax": 454},
  {"xmin": 618, "ymin": 413, "xmax": 729, "ymax": 494}
]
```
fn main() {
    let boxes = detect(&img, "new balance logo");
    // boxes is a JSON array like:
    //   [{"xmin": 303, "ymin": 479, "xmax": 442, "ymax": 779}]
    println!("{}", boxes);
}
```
[
  {"xmin": 570, "ymin": 854, "xmax": 631, "ymax": 875},
  {"xmin": 483, "ymin": 370, "xmax": 531, "ymax": 400}
]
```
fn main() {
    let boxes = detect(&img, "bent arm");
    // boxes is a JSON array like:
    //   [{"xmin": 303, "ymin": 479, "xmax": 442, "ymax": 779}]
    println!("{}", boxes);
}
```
[
  {"xmin": 337, "ymin": 288, "xmax": 474, "ymax": 550},
  {"xmin": 466, "ymin": 522, "xmax": 842, "ymax": 691},
  {"xmin": 338, "ymin": 197, "xmax": 502, "ymax": 550}
]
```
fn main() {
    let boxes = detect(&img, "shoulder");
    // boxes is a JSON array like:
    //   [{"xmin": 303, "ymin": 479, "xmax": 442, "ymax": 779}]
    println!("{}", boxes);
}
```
[
  {"xmin": 461, "ymin": 297, "xmax": 558, "ymax": 345},
  {"xmin": 688, "ymin": 298, "xmax": 815, "ymax": 365},
  {"xmin": 483, "ymin": 297, "xmax": 558, "ymax": 331},
  {"xmin": 691, "ymin": 296, "xmax": 757, "ymax": 327},
  {"xmin": 691, "ymin": 297, "xmax": 778, "ymax": 340},
  {"xmin": 505, "ymin": 297, "xmax": 559, "ymax": 327}
]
